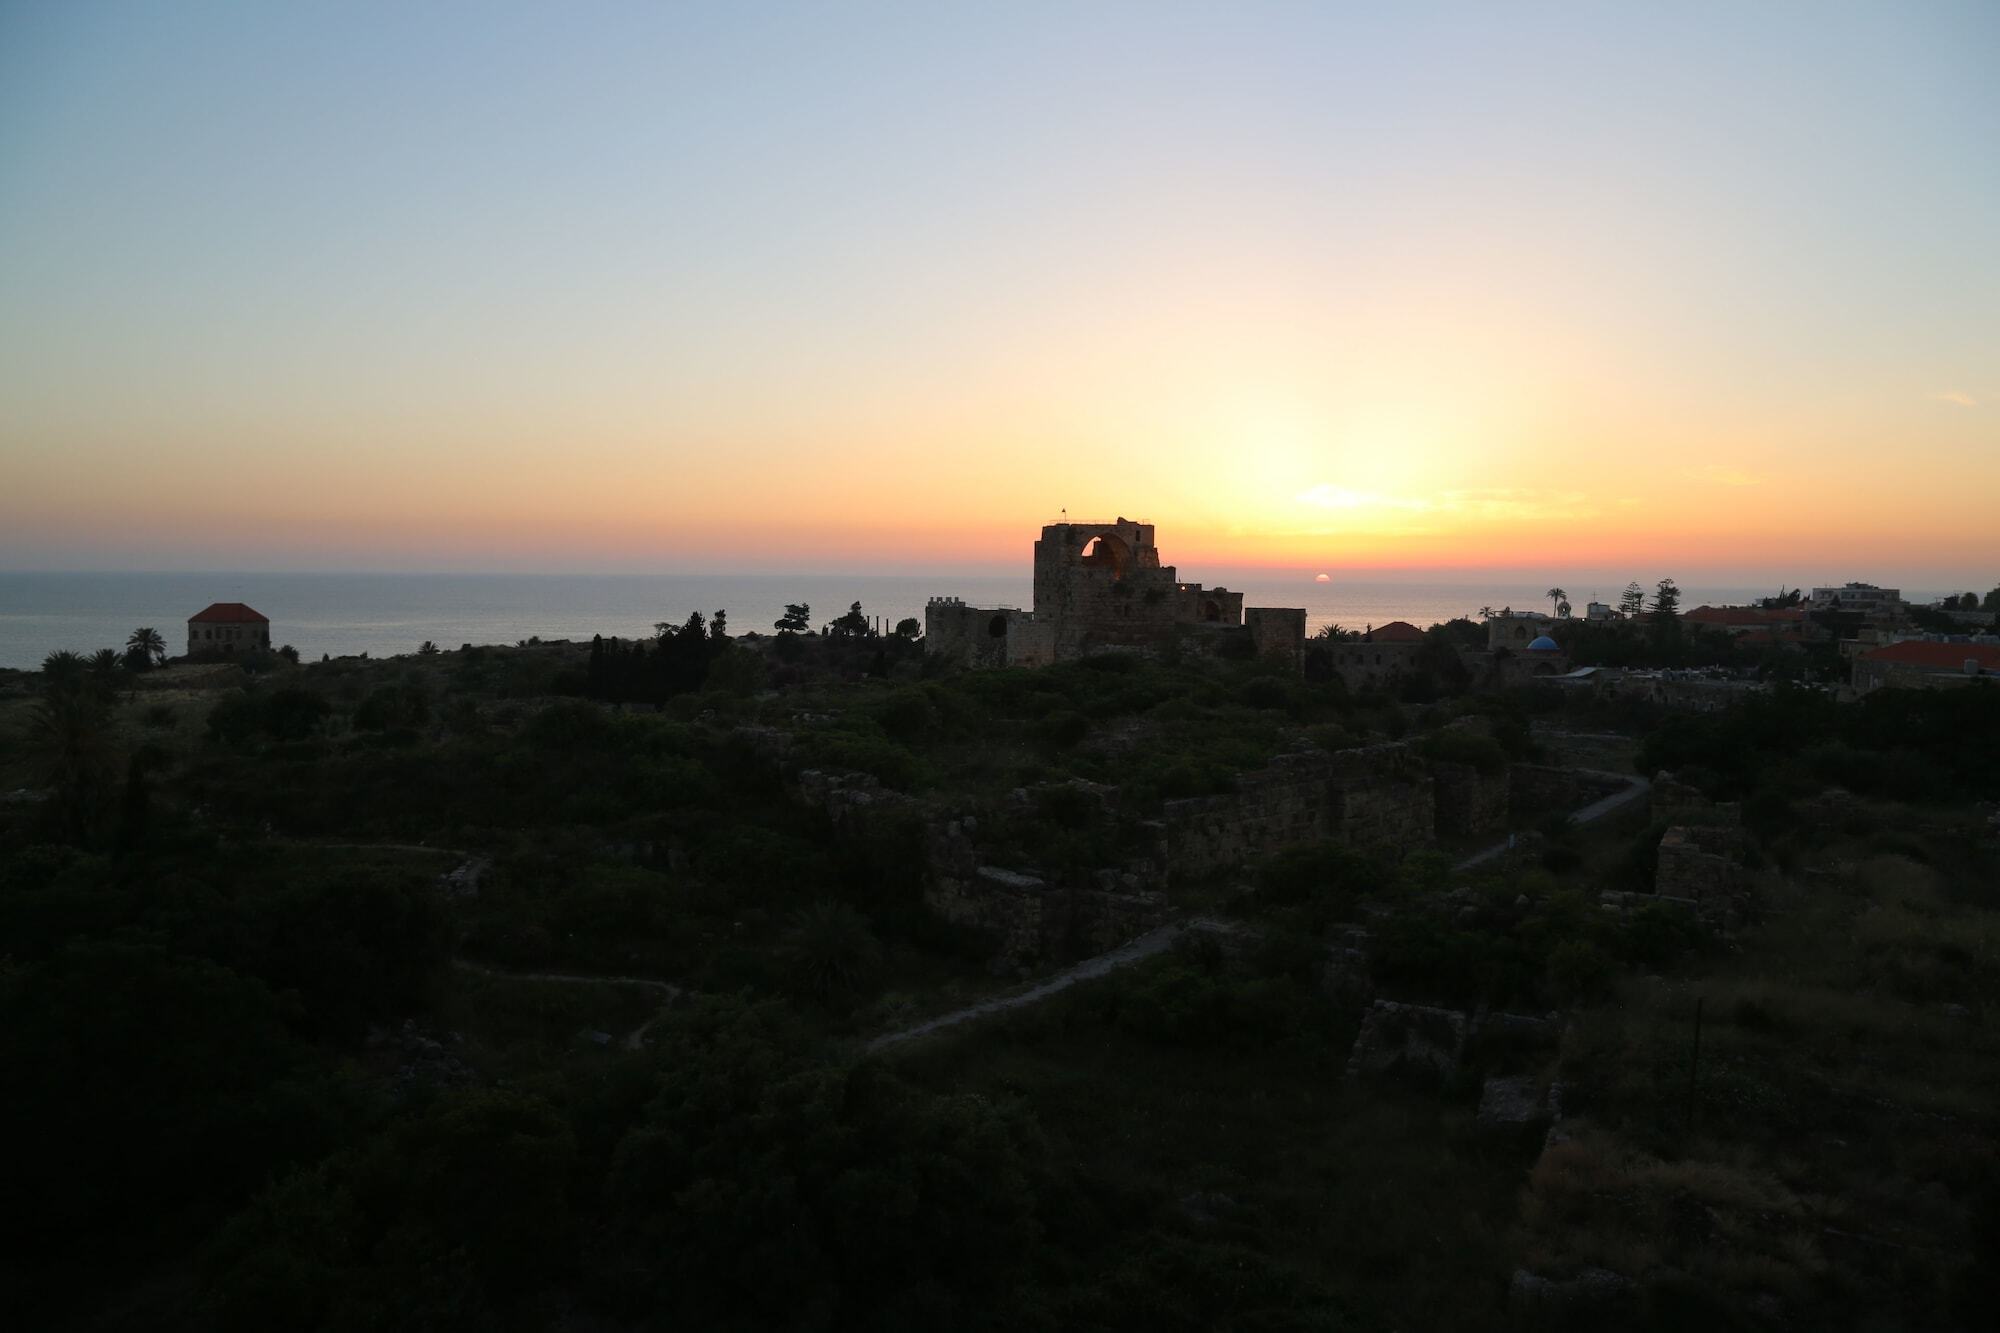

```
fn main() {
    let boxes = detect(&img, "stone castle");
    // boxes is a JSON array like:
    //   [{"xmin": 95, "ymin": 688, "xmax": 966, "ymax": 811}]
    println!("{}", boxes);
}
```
[{"xmin": 925, "ymin": 518, "xmax": 1306, "ymax": 668}]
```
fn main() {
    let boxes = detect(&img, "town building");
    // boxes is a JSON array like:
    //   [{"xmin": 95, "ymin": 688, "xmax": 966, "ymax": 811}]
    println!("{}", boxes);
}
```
[
  {"xmin": 1325, "ymin": 620, "xmax": 1427, "ymax": 689},
  {"xmin": 188, "ymin": 602, "xmax": 270, "ymax": 657},
  {"xmin": 1683, "ymin": 605, "xmax": 1813, "ymax": 650},
  {"xmin": 926, "ymin": 518, "xmax": 1306, "ymax": 669},
  {"xmin": 1808, "ymin": 583, "xmax": 1902, "ymax": 618},
  {"xmin": 1485, "ymin": 609, "xmax": 1553, "ymax": 651},
  {"xmin": 1852, "ymin": 637, "xmax": 2000, "ymax": 694}
]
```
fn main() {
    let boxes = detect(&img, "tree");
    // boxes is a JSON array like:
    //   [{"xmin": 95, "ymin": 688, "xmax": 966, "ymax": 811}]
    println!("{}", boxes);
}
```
[
  {"xmin": 774, "ymin": 603, "xmax": 811, "ymax": 634},
  {"xmin": 1984, "ymin": 585, "xmax": 2000, "ymax": 612},
  {"xmin": 89, "ymin": 648, "xmax": 123, "ymax": 692},
  {"xmin": 1546, "ymin": 587, "xmax": 1566, "ymax": 617},
  {"xmin": 710, "ymin": 608, "xmax": 728, "ymax": 639},
  {"xmin": 277, "ymin": 644, "xmax": 300, "ymax": 664},
  {"xmin": 1650, "ymin": 578, "xmax": 1681, "ymax": 618},
  {"xmin": 417, "ymin": 640, "xmax": 439, "ymax": 655},
  {"xmin": 777, "ymin": 901, "xmax": 884, "ymax": 1003},
  {"xmin": 126, "ymin": 626, "xmax": 167, "ymax": 668},
  {"xmin": 1620, "ymin": 582, "xmax": 1645, "ymax": 617},
  {"xmin": 830, "ymin": 601, "xmax": 870, "ymax": 638},
  {"xmin": 1477, "ymin": 606, "xmax": 1494, "ymax": 621}
]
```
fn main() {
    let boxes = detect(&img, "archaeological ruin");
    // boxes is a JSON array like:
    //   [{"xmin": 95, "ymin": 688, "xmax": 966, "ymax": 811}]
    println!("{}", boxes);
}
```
[{"xmin": 925, "ymin": 517, "xmax": 1306, "ymax": 669}]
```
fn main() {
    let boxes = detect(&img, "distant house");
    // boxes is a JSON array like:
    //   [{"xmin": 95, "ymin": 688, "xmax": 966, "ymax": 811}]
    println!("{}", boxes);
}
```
[
  {"xmin": 1326, "ymin": 620, "xmax": 1427, "ymax": 688},
  {"xmin": 188, "ymin": 603, "xmax": 270, "ymax": 657},
  {"xmin": 1853, "ymin": 638, "xmax": 2000, "ymax": 694},
  {"xmin": 1485, "ymin": 609, "xmax": 1552, "ymax": 651},
  {"xmin": 1808, "ymin": 583, "xmax": 1902, "ymax": 618},
  {"xmin": 1683, "ymin": 605, "xmax": 1811, "ymax": 648}
]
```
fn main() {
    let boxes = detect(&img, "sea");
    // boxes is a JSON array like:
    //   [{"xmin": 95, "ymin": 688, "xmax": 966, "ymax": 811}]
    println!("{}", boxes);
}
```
[{"xmin": 0, "ymin": 570, "xmax": 1906, "ymax": 670}]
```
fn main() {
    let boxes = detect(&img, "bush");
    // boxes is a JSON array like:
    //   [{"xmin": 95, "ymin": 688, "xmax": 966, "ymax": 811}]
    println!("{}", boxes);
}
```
[
  {"xmin": 1416, "ymin": 729, "xmax": 1507, "ymax": 776},
  {"xmin": 1035, "ymin": 710, "xmax": 1090, "ymax": 751},
  {"xmin": 1548, "ymin": 939, "xmax": 1614, "ymax": 1003},
  {"xmin": 353, "ymin": 682, "xmax": 429, "ymax": 732}
]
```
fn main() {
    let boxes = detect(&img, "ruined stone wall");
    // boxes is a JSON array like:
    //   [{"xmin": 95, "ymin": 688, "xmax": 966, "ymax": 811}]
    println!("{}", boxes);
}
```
[
  {"xmin": 1508, "ymin": 764, "xmax": 1634, "ymax": 822},
  {"xmin": 1430, "ymin": 760, "xmax": 1510, "ymax": 838},
  {"xmin": 1160, "ymin": 743, "xmax": 1435, "ymax": 876},
  {"xmin": 1327, "ymin": 743, "xmax": 1436, "ymax": 850},
  {"xmin": 1245, "ymin": 607, "xmax": 1306, "ymax": 670},
  {"xmin": 924, "ymin": 600, "xmax": 1045, "ymax": 669},
  {"xmin": 923, "ymin": 599, "xmax": 1005, "ymax": 668},
  {"xmin": 925, "ymin": 862, "xmax": 1051, "ymax": 967},
  {"xmin": 1650, "ymin": 771, "xmax": 1739, "ymax": 827},
  {"xmin": 1161, "ymin": 751, "xmax": 1336, "ymax": 877},
  {"xmin": 1654, "ymin": 824, "xmax": 1746, "ymax": 922}
]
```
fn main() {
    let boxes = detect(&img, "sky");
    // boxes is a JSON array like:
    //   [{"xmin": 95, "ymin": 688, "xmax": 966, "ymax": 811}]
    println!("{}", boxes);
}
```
[{"xmin": 2, "ymin": 1, "xmax": 1995, "ymax": 585}]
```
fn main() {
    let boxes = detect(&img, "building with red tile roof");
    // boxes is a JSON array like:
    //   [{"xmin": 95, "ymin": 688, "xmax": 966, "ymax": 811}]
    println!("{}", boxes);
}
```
[
  {"xmin": 187, "ymin": 603, "xmax": 271, "ymax": 657},
  {"xmin": 1854, "ymin": 638, "xmax": 2000, "ymax": 694}
]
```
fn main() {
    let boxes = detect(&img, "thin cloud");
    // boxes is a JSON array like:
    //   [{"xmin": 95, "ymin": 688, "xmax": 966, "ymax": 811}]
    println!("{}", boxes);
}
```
[{"xmin": 1939, "ymin": 390, "xmax": 1977, "ymax": 407}]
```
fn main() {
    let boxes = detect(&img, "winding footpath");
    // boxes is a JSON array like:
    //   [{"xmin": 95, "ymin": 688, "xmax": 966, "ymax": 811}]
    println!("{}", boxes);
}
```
[
  {"xmin": 866, "ymin": 919, "xmax": 1232, "ymax": 1052},
  {"xmin": 310, "ymin": 772, "xmax": 1652, "ymax": 1057},
  {"xmin": 449, "ymin": 958, "xmax": 682, "ymax": 1050},
  {"xmin": 1453, "ymin": 770, "xmax": 1651, "ymax": 872}
]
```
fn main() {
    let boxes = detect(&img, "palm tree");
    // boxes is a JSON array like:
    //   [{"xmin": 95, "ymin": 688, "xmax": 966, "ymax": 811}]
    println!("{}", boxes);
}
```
[
  {"xmin": 1546, "ymin": 588, "xmax": 1567, "ymax": 617},
  {"xmin": 1477, "ymin": 605, "xmax": 1494, "ymax": 621},
  {"xmin": 126, "ymin": 626, "xmax": 167, "ymax": 668},
  {"xmin": 41, "ymin": 648, "xmax": 86, "ymax": 690}
]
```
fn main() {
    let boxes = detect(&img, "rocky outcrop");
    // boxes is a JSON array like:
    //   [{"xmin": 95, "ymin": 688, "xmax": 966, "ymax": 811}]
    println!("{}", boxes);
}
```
[
  {"xmin": 1476, "ymin": 1074, "xmax": 1557, "ymax": 1134},
  {"xmin": 1508, "ymin": 1266, "xmax": 1636, "ymax": 1320}
]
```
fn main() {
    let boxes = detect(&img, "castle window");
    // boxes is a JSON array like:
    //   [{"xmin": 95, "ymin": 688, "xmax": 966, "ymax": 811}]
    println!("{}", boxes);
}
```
[{"xmin": 987, "ymin": 615, "xmax": 1007, "ymax": 638}]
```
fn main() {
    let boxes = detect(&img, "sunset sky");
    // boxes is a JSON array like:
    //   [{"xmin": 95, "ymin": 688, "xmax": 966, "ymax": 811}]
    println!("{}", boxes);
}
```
[{"xmin": 2, "ymin": 2, "xmax": 1995, "ymax": 583}]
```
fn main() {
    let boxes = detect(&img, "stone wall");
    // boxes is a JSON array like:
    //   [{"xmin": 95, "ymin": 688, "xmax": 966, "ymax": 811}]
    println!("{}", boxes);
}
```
[
  {"xmin": 1328, "ymin": 744, "xmax": 1436, "ymax": 849},
  {"xmin": 923, "ymin": 600, "xmax": 1051, "ymax": 669},
  {"xmin": 1162, "ymin": 752, "xmax": 1335, "ymax": 877},
  {"xmin": 1508, "ymin": 764, "xmax": 1635, "ymax": 822},
  {"xmin": 1245, "ymin": 607, "xmax": 1307, "ymax": 670},
  {"xmin": 1650, "ymin": 770, "xmax": 1739, "ymax": 827},
  {"xmin": 1654, "ymin": 824, "xmax": 1746, "ymax": 922},
  {"xmin": 1160, "ymin": 743, "xmax": 1435, "ymax": 876},
  {"xmin": 1430, "ymin": 760, "xmax": 1510, "ymax": 838}
]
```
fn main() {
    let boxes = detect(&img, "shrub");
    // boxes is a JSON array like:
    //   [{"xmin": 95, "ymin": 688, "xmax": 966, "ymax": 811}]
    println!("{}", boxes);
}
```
[
  {"xmin": 1034, "ymin": 710, "xmax": 1090, "ymax": 751},
  {"xmin": 1416, "ymin": 729, "xmax": 1507, "ymax": 776}
]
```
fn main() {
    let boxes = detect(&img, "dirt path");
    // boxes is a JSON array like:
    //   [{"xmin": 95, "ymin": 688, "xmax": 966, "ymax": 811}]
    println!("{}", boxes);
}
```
[
  {"xmin": 1454, "ymin": 770, "xmax": 1650, "ymax": 872},
  {"xmin": 867, "ymin": 918, "xmax": 1235, "ymax": 1053},
  {"xmin": 450, "ymin": 958, "xmax": 681, "ymax": 1050}
]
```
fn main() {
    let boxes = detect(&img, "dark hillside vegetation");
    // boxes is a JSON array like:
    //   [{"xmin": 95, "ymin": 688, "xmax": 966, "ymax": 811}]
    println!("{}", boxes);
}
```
[{"xmin": 0, "ymin": 636, "xmax": 1994, "ymax": 1330}]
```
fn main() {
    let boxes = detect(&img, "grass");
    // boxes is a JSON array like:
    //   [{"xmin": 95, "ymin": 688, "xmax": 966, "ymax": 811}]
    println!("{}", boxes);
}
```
[
  {"xmin": 1527, "ymin": 833, "xmax": 1999, "ymax": 1328},
  {"xmin": 893, "ymin": 962, "xmax": 1531, "ymax": 1330}
]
